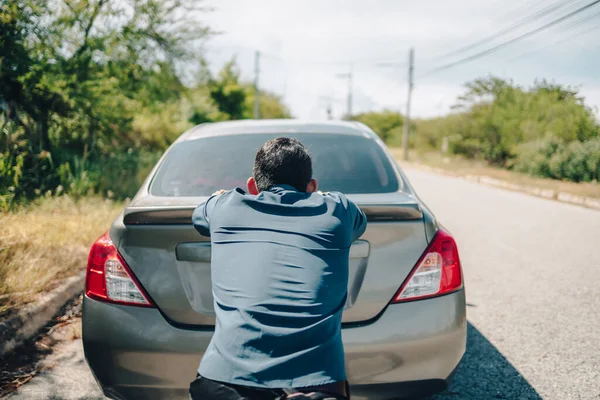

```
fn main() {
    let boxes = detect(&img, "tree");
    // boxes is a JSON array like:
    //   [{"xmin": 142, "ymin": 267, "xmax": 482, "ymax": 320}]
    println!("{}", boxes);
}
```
[
  {"xmin": 0, "ymin": 0, "xmax": 213, "ymax": 204},
  {"xmin": 352, "ymin": 110, "xmax": 403, "ymax": 143},
  {"xmin": 0, "ymin": 0, "xmax": 70, "ymax": 152},
  {"xmin": 207, "ymin": 61, "xmax": 246, "ymax": 120},
  {"xmin": 413, "ymin": 75, "xmax": 599, "ymax": 176},
  {"xmin": 243, "ymin": 88, "xmax": 292, "ymax": 119}
]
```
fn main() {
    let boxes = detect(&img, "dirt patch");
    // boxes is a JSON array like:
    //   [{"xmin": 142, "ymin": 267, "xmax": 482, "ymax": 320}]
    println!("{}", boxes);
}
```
[{"xmin": 0, "ymin": 294, "xmax": 83, "ymax": 397}]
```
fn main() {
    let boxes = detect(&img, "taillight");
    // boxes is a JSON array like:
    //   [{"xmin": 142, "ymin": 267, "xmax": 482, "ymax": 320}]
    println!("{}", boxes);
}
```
[
  {"xmin": 392, "ymin": 228, "xmax": 463, "ymax": 303},
  {"xmin": 85, "ymin": 232, "xmax": 154, "ymax": 307}
]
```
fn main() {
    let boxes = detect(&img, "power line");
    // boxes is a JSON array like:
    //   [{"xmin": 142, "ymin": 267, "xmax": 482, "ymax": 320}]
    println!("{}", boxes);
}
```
[
  {"xmin": 431, "ymin": 0, "xmax": 575, "ymax": 62},
  {"xmin": 202, "ymin": 1, "xmax": 584, "ymax": 74},
  {"xmin": 420, "ymin": 0, "xmax": 600, "ymax": 77},
  {"xmin": 507, "ymin": 15, "xmax": 600, "ymax": 62},
  {"xmin": 261, "ymin": 50, "xmax": 351, "ymax": 67},
  {"xmin": 558, "ymin": 6, "xmax": 600, "ymax": 27},
  {"xmin": 261, "ymin": 51, "xmax": 408, "ymax": 69},
  {"xmin": 497, "ymin": 0, "xmax": 555, "ymax": 22},
  {"xmin": 206, "ymin": 45, "xmax": 406, "ymax": 69},
  {"xmin": 380, "ymin": 0, "xmax": 556, "ymax": 68}
]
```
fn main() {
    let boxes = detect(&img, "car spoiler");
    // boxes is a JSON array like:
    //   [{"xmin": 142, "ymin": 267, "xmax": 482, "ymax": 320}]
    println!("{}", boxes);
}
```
[{"xmin": 123, "ymin": 203, "xmax": 422, "ymax": 225}]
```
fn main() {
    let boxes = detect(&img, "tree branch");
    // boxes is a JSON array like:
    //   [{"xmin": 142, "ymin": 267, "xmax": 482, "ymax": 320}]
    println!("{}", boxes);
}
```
[
  {"xmin": 62, "ymin": 0, "xmax": 85, "ymax": 30},
  {"xmin": 74, "ymin": 0, "xmax": 108, "ymax": 59}
]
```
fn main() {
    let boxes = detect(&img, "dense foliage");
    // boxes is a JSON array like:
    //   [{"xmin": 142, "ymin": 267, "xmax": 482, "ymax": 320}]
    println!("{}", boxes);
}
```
[
  {"xmin": 512, "ymin": 137, "xmax": 600, "ymax": 183},
  {"xmin": 352, "ymin": 110, "xmax": 404, "ymax": 145},
  {"xmin": 0, "ymin": 0, "xmax": 290, "ymax": 210},
  {"xmin": 359, "ymin": 77, "xmax": 599, "ymax": 183}
]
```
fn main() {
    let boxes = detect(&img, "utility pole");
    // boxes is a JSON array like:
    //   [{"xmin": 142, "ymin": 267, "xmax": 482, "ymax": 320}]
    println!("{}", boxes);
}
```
[
  {"xmin": 320, "ymin": 97, "xmax": 333, "ymax": 120},
  {"xmin": 347, "ymin": 64, "xmax": 353, "ymax": 118},
  {"xmin": 335, "ymin": 65, "xmax": 353, "ymax": 119},
  {"xmin": 254, "ymin": 50, "xmax": 260, "ymax": 119},
  {"xmin": 402, "ymin": 48, "xmax": 414, "ymax": 161},
  {"xmin": 319, "ymin": 95, "xmax": 344, "ymax": 121}
]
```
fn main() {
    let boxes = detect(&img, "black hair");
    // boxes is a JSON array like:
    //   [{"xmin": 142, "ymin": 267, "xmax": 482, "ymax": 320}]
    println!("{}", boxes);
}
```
[{"xmin": 253, "ymin": 137, "xmax": 312, "ymax": 192}]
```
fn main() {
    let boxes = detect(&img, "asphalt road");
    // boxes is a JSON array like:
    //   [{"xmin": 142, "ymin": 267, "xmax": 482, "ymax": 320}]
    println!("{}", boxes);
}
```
[{"xmin": 6, "ymin": 167, "xmax": 600, "ymax": 400}]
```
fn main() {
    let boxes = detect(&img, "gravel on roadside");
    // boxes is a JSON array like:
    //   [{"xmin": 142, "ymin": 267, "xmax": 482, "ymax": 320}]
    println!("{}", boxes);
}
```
[{"xmin": 0, "ymin": 294, "xmax": 83, "ymax": 397}]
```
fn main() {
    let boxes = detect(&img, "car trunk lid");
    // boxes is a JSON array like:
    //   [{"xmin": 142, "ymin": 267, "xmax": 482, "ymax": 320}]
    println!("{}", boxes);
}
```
[{"xmin": 115, "ymin": 192, "xmax": 429, "ymax": 326}]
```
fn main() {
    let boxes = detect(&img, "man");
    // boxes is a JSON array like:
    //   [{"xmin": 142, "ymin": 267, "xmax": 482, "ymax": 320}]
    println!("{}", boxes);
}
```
[{"xmin": 190, "ymin": 137, "xmax": 367, "ymax": 400}]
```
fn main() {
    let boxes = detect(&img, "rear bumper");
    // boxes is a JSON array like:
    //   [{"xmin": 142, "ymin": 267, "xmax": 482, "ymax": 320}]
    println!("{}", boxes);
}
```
[{"xmin": 83, "ymin": 290, "xmax": 466, "ymax": 400}]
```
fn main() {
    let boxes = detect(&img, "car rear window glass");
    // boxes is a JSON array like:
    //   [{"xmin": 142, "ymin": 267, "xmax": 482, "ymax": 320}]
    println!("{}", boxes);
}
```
[{"xmin": 150, "ymin": 133, "xmax": 399, "ymax": 196}]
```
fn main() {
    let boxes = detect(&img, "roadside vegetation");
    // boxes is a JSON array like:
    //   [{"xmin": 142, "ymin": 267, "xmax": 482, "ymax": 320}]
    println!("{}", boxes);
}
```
[
  {"xmin": 354, "ymin": 76, "xmax": 600, "ymax": 186},
  {"xmin": 0, "ymin": 196, "xmax": 122, "ymax": 316},
  {"xmin": 0, "ymin": 0, "xmax": 290, "ymax": 211},
  {"xmin": 391, "ymin": 149, "xmax": 600, "ymax": 200}
]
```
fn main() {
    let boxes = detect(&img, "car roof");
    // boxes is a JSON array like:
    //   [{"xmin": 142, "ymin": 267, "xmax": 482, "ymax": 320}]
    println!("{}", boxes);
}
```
[{"xmin": 180, "ymin": 119, "xmax": 374, "ymax": 141}]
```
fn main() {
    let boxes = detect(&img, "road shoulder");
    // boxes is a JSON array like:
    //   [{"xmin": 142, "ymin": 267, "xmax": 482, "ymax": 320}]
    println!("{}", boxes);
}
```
[{"xmin": 400, "ymin": 161, "xmax": 600, "ymax": 211}]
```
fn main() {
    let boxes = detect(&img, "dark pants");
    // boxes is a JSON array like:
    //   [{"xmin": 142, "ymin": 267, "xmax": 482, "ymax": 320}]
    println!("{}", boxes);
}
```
[{"xmin": 189, "ymin": 375, "xmax": 349, "ymax": 400}]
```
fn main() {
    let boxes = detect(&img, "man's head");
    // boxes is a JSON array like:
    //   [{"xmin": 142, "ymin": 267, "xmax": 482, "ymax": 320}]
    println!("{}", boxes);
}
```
[{"xmin": 247, "ymin": 137, "xmax": 318, "ymax": 194}]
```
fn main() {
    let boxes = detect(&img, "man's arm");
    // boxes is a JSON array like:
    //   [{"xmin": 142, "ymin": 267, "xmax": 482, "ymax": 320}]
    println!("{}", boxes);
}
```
[
  {"xmin": 325, "ymin": 192, "xmax": 367, "ymax": 242},
  {"xmin": 348, "ymin": 200, "xmax": 367, "ymax": 242},
  {"xmin": 192, "ymin": 190, "xmax": 227, "ymax": 237}
]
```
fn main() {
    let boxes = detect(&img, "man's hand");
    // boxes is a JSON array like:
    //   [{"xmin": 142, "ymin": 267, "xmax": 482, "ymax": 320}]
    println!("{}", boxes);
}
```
[{"xmin": 212, "ymin": 189, "xmax": 227, "ymax": 196}]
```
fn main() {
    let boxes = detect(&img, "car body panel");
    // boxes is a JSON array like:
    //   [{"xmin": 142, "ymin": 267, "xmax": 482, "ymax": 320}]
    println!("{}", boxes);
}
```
[{"xmin": 83, "ymin": 290, "xmax": 466, "ymax": 400}]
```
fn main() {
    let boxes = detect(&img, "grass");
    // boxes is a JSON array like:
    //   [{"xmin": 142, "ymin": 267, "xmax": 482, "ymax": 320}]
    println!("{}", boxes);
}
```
[
  {"xmin": 0, "ymin": 196, "xmax": 122, "ymax": 317},
  {"xmin": 391, "ymin": 149, "xmax": 600, "ymax": 200}
]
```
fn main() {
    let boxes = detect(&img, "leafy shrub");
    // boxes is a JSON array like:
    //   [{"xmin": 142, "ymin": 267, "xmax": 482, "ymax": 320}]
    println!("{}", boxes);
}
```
[
  {"xmin": 449, "ymin": 136, "xmax": 486, "ymax": 159},
  {"xmin": 0, "ymin": 149, "xmax": 57, "ymax": 210},
  {"xmin": 54, "ymin": 149, "xmax": 162, "ymax": 201},
  {"xmin": 1, "ymin": 147, "xmax": 162, "ymax": 210},
  {"xmin": 87, "ymin": 150, "xmax": 162, "ymax": 200},
  {"xmin": 0, "ymin": 152, "xmax": 24, "ymax": 211},
  {"xmin": 513, "ymin": 138, "xmax": 600, "ymax": 182},
  {"xmin": 352, "ymin": 111, "xmax": 403, "ymax": 143},
  {"xmin": 511, "ymin": 139, "xmax": 560, "ymax": 177}
]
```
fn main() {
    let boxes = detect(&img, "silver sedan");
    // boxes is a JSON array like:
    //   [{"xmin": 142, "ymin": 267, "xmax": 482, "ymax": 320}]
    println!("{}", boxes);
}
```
[{"xmin": 82, "ymin": 120, "xmax": 467, "ymax": 400}]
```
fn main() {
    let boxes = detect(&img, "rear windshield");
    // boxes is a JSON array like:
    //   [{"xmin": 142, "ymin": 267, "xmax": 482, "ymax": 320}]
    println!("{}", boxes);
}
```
[{"xmin": 150, "ymin": 133, "xmax": 399, "ymax": 196}]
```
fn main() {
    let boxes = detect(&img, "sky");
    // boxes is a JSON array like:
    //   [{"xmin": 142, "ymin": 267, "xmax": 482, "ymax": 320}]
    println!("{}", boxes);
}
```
[{"xmin": 200, "ymin": 0, "xmax": 600, "ymax": 120}]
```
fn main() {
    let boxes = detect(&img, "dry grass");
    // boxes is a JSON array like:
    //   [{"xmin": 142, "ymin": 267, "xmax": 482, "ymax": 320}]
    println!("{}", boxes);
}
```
[
  {"xmin": 391, "ymin": 149, "xmax": 600, "ymax": 200},
  {"xmin": 0, "ymin": 197, "xmax": 122, "ymax": 316}
]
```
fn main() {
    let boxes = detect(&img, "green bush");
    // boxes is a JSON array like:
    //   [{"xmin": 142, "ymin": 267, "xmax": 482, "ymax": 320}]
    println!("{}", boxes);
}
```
[
  {"xmin": 0, "ymin": 148, "xmax": 57, "ymax": 209},
  {"xmin": 88, "ymin": 150, "xmax": 162, "ymax": 200},
  {"xmin": 1, "ymin": 147, "xmax": 162, "ymax": 210},
  {"xmin": 352, "ymin": 111, "xmax": 403, "ymax": 143},
  {"xmin": 0, "ymin": 152, "xmax": 24, "ymax": 211},
  {"xmin": 513, "ymin": 138, "xmax": 600, "ymax": 182},
  {"xmin": 511, "ymin": 139, "xmax": 559, "ymax": 177},
  {"xmin": 54, "ymin": 149, "xmax": 162, "ymax": 201},
  {"xmin": 449, "ymin": 136, "xmax": 486, "ymax": 159}
]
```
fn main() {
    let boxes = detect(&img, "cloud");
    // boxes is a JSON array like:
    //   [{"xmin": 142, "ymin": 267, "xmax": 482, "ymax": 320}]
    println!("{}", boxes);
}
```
[{"xmin": 202, "ymin": 0, "xmax": 600, "ymax": 118}]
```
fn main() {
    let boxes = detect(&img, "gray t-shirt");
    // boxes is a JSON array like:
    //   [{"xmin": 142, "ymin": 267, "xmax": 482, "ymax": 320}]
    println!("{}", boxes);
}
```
[{"xmin": 192, "ymin": 185, "xmax": 367, "ymax": 388}]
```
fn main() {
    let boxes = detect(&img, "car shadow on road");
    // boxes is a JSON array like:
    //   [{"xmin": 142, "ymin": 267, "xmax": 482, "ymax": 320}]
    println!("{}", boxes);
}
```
[{"xmin": 426, "ymin": 322, "xmax": 542, "ymax": 400}]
